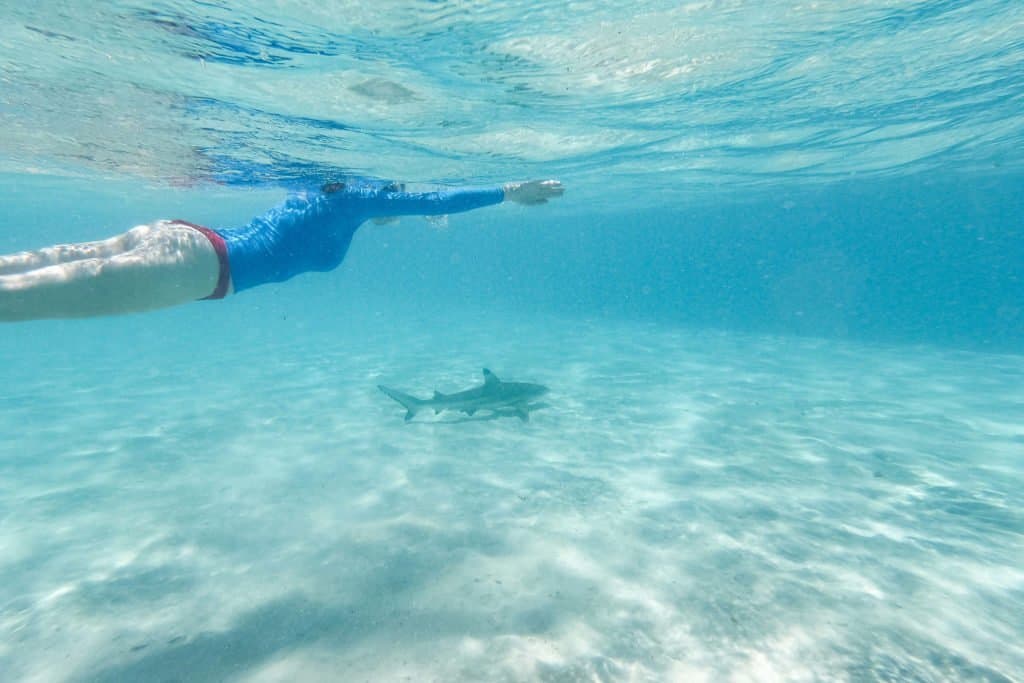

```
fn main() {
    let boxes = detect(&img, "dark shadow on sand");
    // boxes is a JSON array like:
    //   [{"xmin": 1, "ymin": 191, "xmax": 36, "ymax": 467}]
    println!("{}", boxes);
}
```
[
  {"xmin": 412, "ymin": 402, "xmax": 551, "ymax": 424},
  {"xmin": 77, "ymin": 525, "xmax": 524, "ymax": 682}
]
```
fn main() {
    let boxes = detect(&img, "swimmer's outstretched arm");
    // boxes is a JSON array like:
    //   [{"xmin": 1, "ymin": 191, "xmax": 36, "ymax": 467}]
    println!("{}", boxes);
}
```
[{"xmin": 333, "ymin": 179, "xmax": 565, "ymax": 218}]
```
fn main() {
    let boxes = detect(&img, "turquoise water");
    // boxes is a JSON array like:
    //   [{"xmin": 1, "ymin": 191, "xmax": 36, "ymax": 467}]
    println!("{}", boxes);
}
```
[{"xmin": 2, "ymin": 2, "xmax": 1023, "ymax": 681}]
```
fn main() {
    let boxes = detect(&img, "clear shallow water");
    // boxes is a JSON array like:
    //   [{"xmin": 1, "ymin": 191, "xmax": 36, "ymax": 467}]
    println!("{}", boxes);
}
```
[{"xmin": 2, "ymin": 1, "xmax": 1024, "ymax": 682}]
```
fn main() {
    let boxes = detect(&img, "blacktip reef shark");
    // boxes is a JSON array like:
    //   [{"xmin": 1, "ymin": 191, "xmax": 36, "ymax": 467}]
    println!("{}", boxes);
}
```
[{"xmin": 379, "ymin": 369, "xmax": 549, "ymax": 422}]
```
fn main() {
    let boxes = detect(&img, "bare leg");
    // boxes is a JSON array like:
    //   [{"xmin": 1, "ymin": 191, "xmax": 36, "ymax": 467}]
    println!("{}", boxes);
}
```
[
  {"xmin": 0, "ymin": 222, "xmax": 225, "ymax": 321},
  {"xmin": 0, "ymin": 228, "xmax": 145, "ymax": 275}
]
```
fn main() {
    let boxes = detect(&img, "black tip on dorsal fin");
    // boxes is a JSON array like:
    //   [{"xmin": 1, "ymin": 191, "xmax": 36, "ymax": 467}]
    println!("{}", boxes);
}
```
[{"xmin": 482, "ymin": 368, "xmax": 500, "ymax": 385}]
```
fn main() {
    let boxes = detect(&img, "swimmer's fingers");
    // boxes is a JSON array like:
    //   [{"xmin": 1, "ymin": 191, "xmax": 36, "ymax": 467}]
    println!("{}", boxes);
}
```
[{"xmin": 504, "ymin": 179, "xmax": 565, "ymax": 205}]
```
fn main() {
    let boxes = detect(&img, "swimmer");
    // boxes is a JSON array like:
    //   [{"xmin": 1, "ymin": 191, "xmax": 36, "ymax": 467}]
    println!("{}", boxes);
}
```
[{"xmin": 0, "ymin": 178, "xmax": 564, "ymax": 321}]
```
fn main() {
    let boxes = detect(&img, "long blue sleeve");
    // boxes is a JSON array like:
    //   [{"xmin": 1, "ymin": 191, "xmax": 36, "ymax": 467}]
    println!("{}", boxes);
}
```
[
  {"xmin": 215, "ymin": 185, "xmax": 505, "ymax": 292},
  {"xmin": 352, "ymin": 186, "xmax": 505, "ymax": 217}
]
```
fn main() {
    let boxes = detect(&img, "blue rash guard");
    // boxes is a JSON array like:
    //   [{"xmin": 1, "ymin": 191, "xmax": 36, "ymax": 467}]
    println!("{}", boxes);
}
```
[{"xmin": 214, "ymin": 184, "xmax": 505, "ymax": 292}]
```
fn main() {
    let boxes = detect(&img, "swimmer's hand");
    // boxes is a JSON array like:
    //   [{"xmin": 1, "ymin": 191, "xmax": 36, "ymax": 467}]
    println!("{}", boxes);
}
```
[{"xmin": 503, "ymin": 180, "xmax": 565, "ymax": 205}]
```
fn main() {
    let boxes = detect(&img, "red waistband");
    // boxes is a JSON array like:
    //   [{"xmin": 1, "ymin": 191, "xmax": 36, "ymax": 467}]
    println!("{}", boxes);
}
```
[{"xmin": 172, "ymin": 220, "xmax": 231, "ymax": 300}]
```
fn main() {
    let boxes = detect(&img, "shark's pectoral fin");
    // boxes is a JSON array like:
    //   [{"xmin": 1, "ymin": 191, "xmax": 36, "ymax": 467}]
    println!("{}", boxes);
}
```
[
  {"xmin": 515, "ymin": 406, "xmax": 530, "ymax": 422},
  {"xmin": 465, "ymin": 408, "xmax": 477, "ymax": 416}
]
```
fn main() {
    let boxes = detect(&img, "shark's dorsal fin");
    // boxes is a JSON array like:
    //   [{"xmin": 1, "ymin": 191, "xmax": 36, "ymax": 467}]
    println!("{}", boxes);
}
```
[
  {"xmin": 482, "ymin": 369, "xmax": 500, "ymax": 386},
  {"xmin": 433, "ymin": 390, "xmax": 446, "ymax": 400}
]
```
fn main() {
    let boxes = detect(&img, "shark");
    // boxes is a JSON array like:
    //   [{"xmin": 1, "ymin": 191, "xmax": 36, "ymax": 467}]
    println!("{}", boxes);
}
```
[{"xmin": 378, "ymin": 368, "xmax": 549, "ymax": 422}]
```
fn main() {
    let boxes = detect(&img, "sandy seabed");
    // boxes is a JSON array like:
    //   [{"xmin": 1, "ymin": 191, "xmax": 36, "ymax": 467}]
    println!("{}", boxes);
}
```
[{"xmin": 1, "ymin": 311, "xmax": 1021, "ymax": 682}]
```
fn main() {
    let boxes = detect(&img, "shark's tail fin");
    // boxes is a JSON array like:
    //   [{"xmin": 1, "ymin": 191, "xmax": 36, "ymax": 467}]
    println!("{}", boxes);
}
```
[{"xmin": 378, "ymin": 385, "xmax": 424, "ymax": 422}]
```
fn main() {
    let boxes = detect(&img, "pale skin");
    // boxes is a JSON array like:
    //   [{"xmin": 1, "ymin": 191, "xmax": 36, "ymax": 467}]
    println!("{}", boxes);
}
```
[{"xmin": 0, "ymin": 179, "xmax": 563, "ymax": 322}]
